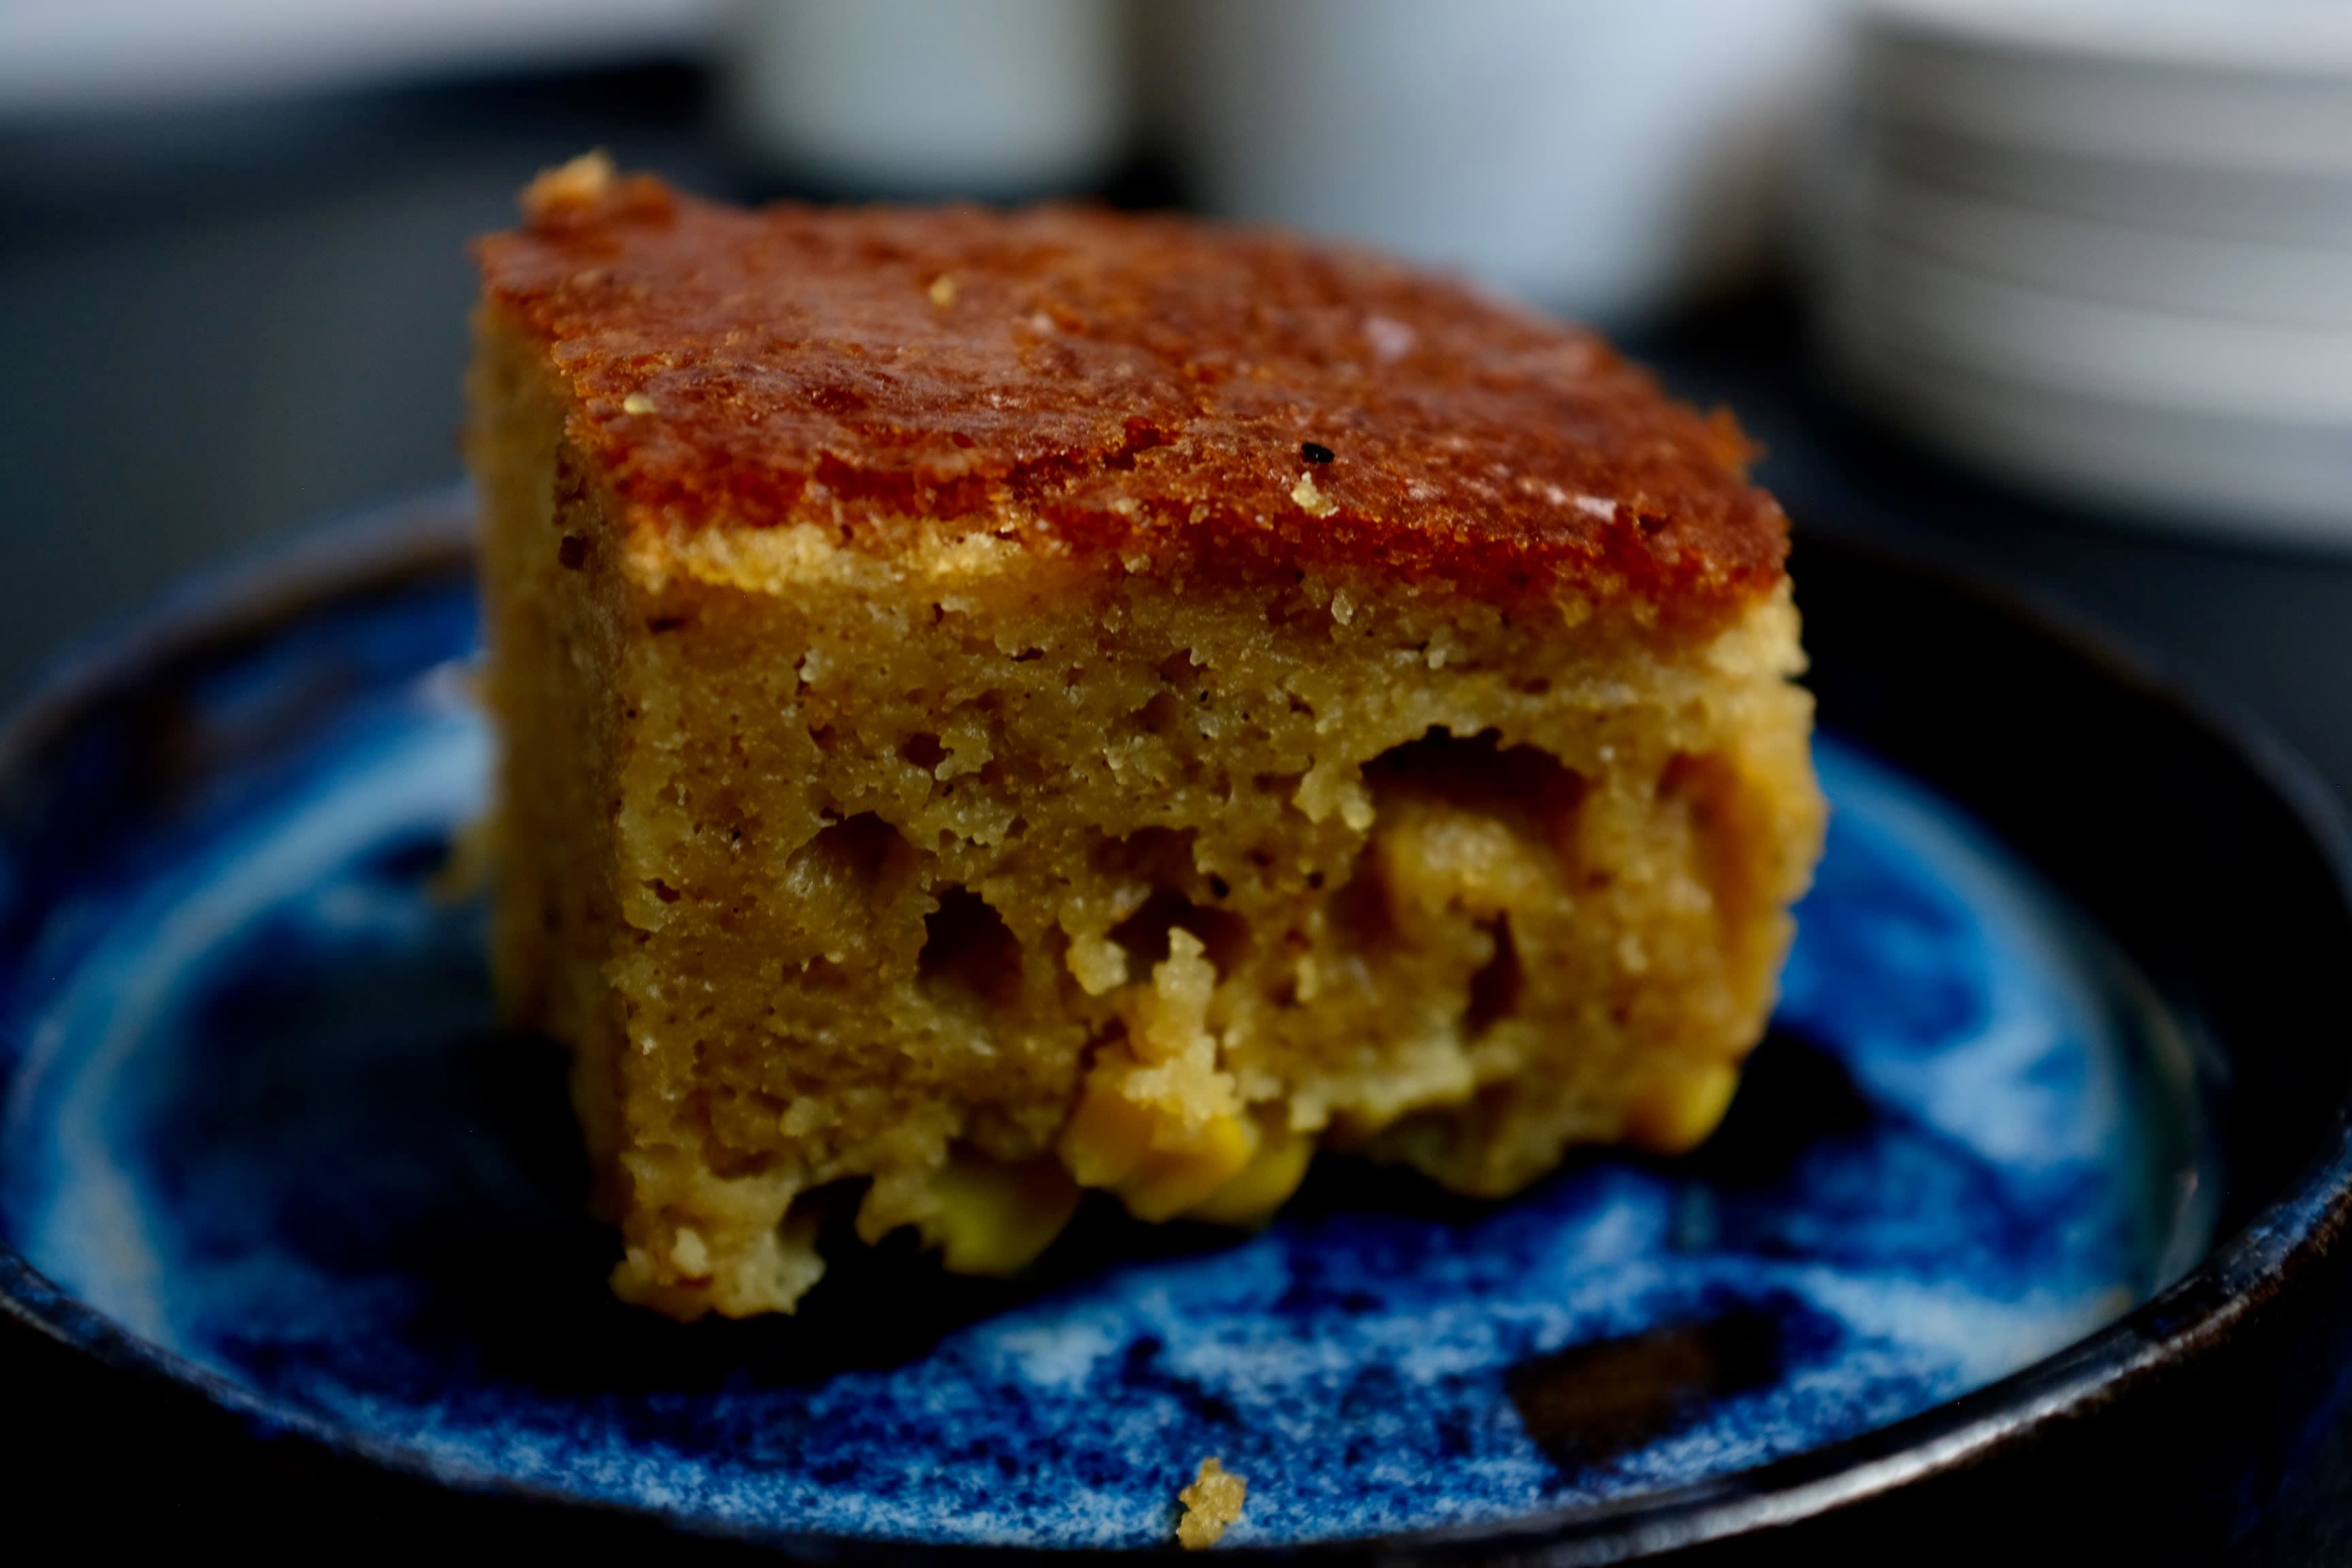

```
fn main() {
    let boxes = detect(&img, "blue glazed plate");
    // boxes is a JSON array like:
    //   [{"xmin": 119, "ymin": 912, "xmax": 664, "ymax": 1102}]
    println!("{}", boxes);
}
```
[{"xmin": 0, "ymin": 495, "xmax": 2345, "ymax": 1562}]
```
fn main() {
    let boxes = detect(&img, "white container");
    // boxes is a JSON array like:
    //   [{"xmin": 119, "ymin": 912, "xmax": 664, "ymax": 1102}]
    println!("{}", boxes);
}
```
[
  {"xmin": 1862, "ymin": 0, "xmax": 2352, "ymax": 171},
  {"xmin": 1826, "ymin": 240, "xmax": 2352, "ymax": 424},
  {"xmin": 723, "ymin": 0, "xmax": 1130, "ymax": 196},
  {"xmin": 1827, "ymin": 326, "xmax": 2352, "ymax": 547},
  {"xmin": 1155, "ymin": 0, "xmax": 1843, "ymax": 323},
  {"xmin": 1860, "ymin": 177, "xmax": 2352, "ymax": 330},
  {"xmin": 1878, "ymin": 124, "xmax": 2352, "ymax": 250},
  {"xmin": 1813, "ymin": 0, "xmax": 2352, "ymax": 545}
]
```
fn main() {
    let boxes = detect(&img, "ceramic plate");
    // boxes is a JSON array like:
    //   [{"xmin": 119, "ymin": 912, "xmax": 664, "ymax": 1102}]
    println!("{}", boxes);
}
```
[{"xmin": 4, "ymin": 493, "xmax": 2351, "ymax": 1561}]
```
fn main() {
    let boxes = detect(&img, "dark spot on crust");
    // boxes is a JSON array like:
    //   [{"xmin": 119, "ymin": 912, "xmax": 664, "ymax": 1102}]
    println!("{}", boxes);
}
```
[
  {"xmin": 557, "ymin": 534, "xmax": 588, "ymax": 570},
  {"xmin": 1301, "ymin": 440, "xmax": 1335, "ymax": 464}
]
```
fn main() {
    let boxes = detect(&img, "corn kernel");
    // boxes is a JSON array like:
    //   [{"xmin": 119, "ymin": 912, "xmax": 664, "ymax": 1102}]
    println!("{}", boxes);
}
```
[
  {"xmin": 1186, "ymin": 1121, "xmax": 1315, "ymax": 1227},
  {"xmin": 919, "ymin": 1152, "xmax": 1083, "ymax": 1275},
  {"xmin": 1125, "ymin": 1112, "xmax": 1256, "ymax": 1222},
  {"xmin": 1622, "ymin": 1060, "xmax": 1742, "ymax": 1154},
  {"xmin": 1058, "ymin": 1051, "xmax": 1259, "ymax": 1222}
]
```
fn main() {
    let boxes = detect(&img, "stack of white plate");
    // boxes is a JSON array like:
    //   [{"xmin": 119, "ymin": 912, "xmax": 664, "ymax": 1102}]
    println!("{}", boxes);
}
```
[{"xmin": 1816, "ymin": 0, "xmax": 2352, "ymax": 545}]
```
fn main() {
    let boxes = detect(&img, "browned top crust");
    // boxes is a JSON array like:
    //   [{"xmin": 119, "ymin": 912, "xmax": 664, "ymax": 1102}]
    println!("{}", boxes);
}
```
[{"xmin": 474, "ymin": 161, "xmax": 1788, "ymax": 617}]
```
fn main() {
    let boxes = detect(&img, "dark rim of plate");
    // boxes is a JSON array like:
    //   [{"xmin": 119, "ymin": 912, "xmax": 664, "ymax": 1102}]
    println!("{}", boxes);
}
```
[{"xmin": 2, "ymin": 489, "xmax": 2349, "ymax": 1565}]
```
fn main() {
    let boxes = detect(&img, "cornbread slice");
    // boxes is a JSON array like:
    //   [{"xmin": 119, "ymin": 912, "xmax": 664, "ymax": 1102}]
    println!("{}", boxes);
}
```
[{"xmin": 467, "ymin": 156, "xmax": 1824, "ymax": 1320}]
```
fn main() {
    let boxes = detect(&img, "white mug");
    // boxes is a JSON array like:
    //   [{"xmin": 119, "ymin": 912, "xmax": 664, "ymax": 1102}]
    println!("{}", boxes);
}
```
[
  {"xmin": 723, "ymin": 0, "xmax": 1132, "ymax": 196},
  {"xmin": 1154, "ymin": 0, "xmax": 1842, "ymax": 323}
]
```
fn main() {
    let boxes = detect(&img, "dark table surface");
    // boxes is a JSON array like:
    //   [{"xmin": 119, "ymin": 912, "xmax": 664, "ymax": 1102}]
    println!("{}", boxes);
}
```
[{"xmin": 3, "ymin": 63, "xmax": 2349, "ymax": 1561}]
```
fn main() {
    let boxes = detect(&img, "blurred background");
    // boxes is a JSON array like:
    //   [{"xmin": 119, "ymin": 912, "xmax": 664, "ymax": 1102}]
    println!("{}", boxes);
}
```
[
  {"xmin": 3, "ymin": 1, "xmax": 2351, "ymax": 777},
  {"xmin": 3, "ymin": 1, "xmax": 2352, "ymax": 1557}
]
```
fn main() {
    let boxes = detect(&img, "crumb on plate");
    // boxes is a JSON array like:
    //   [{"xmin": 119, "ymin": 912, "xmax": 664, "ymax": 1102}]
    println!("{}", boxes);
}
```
[{"xmin": 1178, "ymin": 1456, "xmax": 1247, "ymax": 1549}]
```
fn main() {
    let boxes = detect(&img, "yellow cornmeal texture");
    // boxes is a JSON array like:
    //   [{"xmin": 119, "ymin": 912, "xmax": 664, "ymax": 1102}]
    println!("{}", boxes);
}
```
[
  {"xmin": 466, "ymin": 180, "xmax": 1824, "ymax": 1321},
  {"xmin": 471, "ymin": 327, "xmax": 1819, "ymax": 1318},
  {"xmin": 1178, "ymin": 1457, "xmax": 1247, "ymax": 1550}
]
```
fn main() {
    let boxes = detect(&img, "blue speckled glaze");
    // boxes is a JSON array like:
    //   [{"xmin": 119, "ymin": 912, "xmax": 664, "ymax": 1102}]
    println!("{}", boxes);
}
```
[{"xmin": 0, "ymin": 576, "xmax": 2215, "ymax": 1550}]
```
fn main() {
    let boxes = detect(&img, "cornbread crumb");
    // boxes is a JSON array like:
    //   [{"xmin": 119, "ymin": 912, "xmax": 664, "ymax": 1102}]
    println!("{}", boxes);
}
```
[
  {"xmin": 466, "ymin": 171, "xmax": 1824, "ymax": 1321},
  {"xmin": 1178, "ymin": 1457, "xmax": 1246, "ymax": 1549},
  {"xmin": 521, "ymin": 150, "xmax": 614, "ymax": 221}
]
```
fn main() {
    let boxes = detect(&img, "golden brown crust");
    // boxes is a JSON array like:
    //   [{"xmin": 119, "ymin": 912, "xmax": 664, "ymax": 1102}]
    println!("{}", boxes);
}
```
[{"xmin": 473, "ymin": 163, "xmax": 1787, "ymax": 617}]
